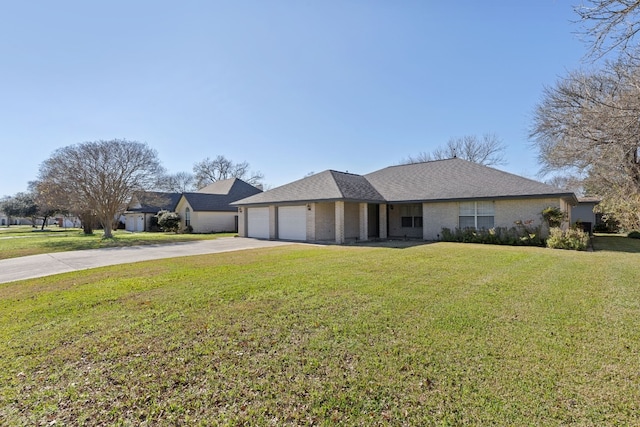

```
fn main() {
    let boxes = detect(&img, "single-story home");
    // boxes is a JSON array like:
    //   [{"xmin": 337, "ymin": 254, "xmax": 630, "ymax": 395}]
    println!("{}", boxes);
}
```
[
  {"xmin": 232, "ymin": 158, "xmax": 578, "ymax": 244},
  {"xmin": 124, "ymin": 192, "xmax": 182, "ymax": 232},
  {"xmin": 175, "ymin": 178, "xmax": 263, "ymax": 233}
]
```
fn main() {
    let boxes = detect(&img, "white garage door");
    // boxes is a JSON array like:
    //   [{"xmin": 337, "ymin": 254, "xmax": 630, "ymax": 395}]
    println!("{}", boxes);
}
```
[
  {"xmin": 278, "ymin": 206, "xmax": 307, "ymax": 241},
  {"xmin": 247, "ymin": 207, "xmax": 270, "ymax": 239}
]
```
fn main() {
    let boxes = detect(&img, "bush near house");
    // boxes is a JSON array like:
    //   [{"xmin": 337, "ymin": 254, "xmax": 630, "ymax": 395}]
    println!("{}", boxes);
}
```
[
  {"xmin": 441, "ymin": 221, "xmax": 544, "ymax": 247},
  {"xmin": 627, "ymin": 230, "xmax": 640, "ymax": 239},
  {"xmin": 156, "ymin": 210, "xmax": 181, "ymax": 232},
  {"xmin": 546, "ymin": 227, "xmax": 590, "ymax": 251},
  {"xmin": 542, "ymin": 206, "xmax": 566, "ymax": 228}
]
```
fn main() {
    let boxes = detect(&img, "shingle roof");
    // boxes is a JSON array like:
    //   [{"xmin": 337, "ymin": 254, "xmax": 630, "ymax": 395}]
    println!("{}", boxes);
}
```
[
  {"xmin": 196, "ymin": 180, "xmax": 237, "ymax": 195},
  {"xmin": 365, "ymin": 158, "xmax": 575, "ymax": 202},
  {"xmin": 232, "ymin": 170, "xmax": 385, "ymax": 206},
  {"xmin": 183, "ymin": 178, "xmax": 262, "ymax": 211},
  {"xmin": 233, "ymin": 158, "xmax": 576, "ymax": 206},
  {"xmin": 127, "ymin": 192, "xmax": 181, "ymax": 213}
]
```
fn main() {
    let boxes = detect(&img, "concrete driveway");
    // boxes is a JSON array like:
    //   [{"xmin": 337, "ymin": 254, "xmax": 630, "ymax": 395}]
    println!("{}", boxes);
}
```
[{"xmin": 0, "ymin": 238, "xmax": 294, "ymax": 284}]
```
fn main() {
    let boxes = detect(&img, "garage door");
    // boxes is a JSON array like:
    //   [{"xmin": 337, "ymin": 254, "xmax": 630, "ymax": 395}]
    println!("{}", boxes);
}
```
[
  {"xmin": 247, "ymin": 207, "xmax": 270, "ymax": 239},
  {"xmin": 278, "ymin": 206, "xmax": 307, "ymax": 241}
]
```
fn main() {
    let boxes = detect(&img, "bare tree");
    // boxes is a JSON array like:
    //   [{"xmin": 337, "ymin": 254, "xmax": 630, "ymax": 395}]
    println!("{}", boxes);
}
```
[
  {"xmin": 0, "ymin": 193, "xmax": 37, "ymax": 226},
  {"xmin": 27, "ymin": 182, "xmax": 60, "ymax": 230},
  {"xmin": 193, "ymin": 155, "xmax": 264, "ymax": 188},
  {"xmin": 37, "ymin": 139, "xmax": 163, "ymax": 238},
  {"xmin": 545, "ymin": 175, "xmax": 586, "ymax": 197},
  {"xmin": 156, "ymin": 171, "xmax": 197, "ymax": 192},
  {"xmin": 530, "ymin": 56, "xmax": 640, "ymax": 229},
  {"xmin": 403, "ymin": 134, "xmax": 506, "ymax": 166},
  {"xmin": 575, "ymin": 0, "xmax": 640, "ymax": 59}
]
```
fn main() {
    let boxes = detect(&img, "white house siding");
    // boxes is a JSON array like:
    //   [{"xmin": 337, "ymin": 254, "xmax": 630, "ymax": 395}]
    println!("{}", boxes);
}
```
[
  {"xmin": 306, "ymin": 204, "xmax": 316, "ymax": 241},
  {"xmin": 344, "ymin": 202, "xmax": 360, "ymax": 240},
  {"xmin": 422, "ymin": 202, "xmax": 458, "ymax": 240},
  {"xmin": 314, "ymin": 202, "xmax": 335, "ymax": 241},
  {"xmin": 388, "ymin": 203, "xmax": 423, "ymax": 239},
  {"xmin": 190, "ymin": 211, "xmax": 238, "ymax": 233},
  {"xmin": 494, "ymin": 197, "xmax": 563, "ymax": 232},
  {"xmin": 238, "ymin": 209, "xmax": 246, "ymax": 236},
  {"xmin": 420, "ymin": 198, "xmax": 565, "ymax": 241}
]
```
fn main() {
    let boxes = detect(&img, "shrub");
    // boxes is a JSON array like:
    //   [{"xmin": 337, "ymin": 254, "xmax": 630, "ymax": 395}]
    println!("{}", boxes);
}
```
[
  {"xmin": 546, "ymin": 227, "xmax": 589, "ymax": 251},
  {"xmin": 182, "ymin": 224, "xmax": 194, "ymax": 234},
  {"xmin": 627, "ymin": 230, "xmax": 640, "ymax": 239},
  {"xmin": 156, "ymin": 210, "xmax": 181, "ymax": 233},
  {"xmin": 440, "ymin": 220, "xmax": 544, "ymax": 247},
  {"xmin": 542, "ymin": 206, "xmax": 566, "ymax": 228}
]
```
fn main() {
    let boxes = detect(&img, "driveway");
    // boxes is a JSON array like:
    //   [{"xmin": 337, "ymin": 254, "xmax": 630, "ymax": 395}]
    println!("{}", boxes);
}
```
[{"xmin": 0, "ymin": 238, "xmax": 295, "ymax": 284}]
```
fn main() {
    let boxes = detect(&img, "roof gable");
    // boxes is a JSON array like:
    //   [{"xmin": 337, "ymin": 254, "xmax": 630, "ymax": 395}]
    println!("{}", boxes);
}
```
[
  {"xmin": 126, "ymin": 191, "xmax": 181, "ymax": 213},
  {"xmin": 365, "ymin": 158, "xmax": 574, "ymax": 202},
  {"xmin": 233, "ymin": 170, "xmax": 384, "ymax": 206},
  {"xmin": 196, "ymin": 179, "xmax": 236, "ymax": 195},
  {"xmin": 182, "ymin": 178, "xmax": 262, "ymax": 211},
  {"xmin": 233, "ymin": 158, "xmax": 576, "ymax": 206}
]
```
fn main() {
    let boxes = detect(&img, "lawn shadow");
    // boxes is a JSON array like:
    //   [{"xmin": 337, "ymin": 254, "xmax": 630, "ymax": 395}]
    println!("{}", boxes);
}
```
[{"xmin": 591, "ymin": 234, "xmax": 640, "ymax": 253}]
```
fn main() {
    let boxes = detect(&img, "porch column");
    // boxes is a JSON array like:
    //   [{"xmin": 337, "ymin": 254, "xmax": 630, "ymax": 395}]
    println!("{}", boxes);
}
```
[
  {"xmin": 306, "ymin": 203, "xmax": 316, "ymax": 241},
  {"xmin": 335, "ymin": 201, "xmax": 345, "ymax": 244},
  {"xmin": 379, "ymin": 204, "xmax": 388, "ymax": 239},
  {"xmin": 237, "ymin": 208, "xmax": 247, "ymax": 237},
  {"xmin": 269, "ymin": 206, "xmax": 278, "ymax": 239},
  {"xmin": 422, "ymin": 202, "xmax": 429, "ymax": 241},
  {"xmin": 359, "ymin": 203, "xmax": 369, "ymax": 242}
]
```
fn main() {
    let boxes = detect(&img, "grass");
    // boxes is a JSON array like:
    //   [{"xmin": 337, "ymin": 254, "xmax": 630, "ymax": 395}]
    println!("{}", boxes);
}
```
[
  {"xmin": 1, "ymin": 236, "xmax": 640, "ymax": 425},
  {"xmin": 0, "ymin": 226, "xmax": 234, "ymax": 260}
]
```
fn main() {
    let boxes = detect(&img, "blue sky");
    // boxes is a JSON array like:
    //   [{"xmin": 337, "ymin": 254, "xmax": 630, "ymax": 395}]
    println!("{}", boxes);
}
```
[{"xmin": 0, "ymin": 1, "xmax": 586, "ymax": 197}]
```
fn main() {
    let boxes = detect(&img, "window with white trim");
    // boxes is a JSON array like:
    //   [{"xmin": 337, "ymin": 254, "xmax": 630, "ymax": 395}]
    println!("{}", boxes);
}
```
[
  {"xmin": 185, "ymin": 207, "xmax": 191, "ymax": 227},
  {"xmin": 459, "ymin": 201, "xmax": 494, "ymax": 229}
]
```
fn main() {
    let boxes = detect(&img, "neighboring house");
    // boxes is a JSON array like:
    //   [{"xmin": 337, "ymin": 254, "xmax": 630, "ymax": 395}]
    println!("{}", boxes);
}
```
[
  {"xmin": 0, "ymin": 214, "xmax": 7, "ymax": 226},
  {"xmin": 55, "ymin": 216, "xmax": 80, "ymax": 228},
  {"xmin": 232, "ymin": 158, "xmax": 578, "ymax": 244},
  {"xmin": 124, "ymin": 192, "xmax": 181, "ymax": 232},
  {"xmin": 175, "ymin": 178, "xmax": 263, "ymax": 233},
  {"xmin": 570, "ymin": 197, "xmax": 601, "ymax": 234}
]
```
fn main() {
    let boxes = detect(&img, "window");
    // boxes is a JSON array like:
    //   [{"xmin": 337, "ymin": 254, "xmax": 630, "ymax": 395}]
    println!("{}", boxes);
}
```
[
  {"xmin": 459, "ymin": 201, "xmax": 494, "ymax": 229},
  {"xmin": 400, "ymin": 204, "xmax": 423, "ymax": 228},
  {"xmin": 185, "ymin": 207, "xmax": 191, "ymax": 227}
]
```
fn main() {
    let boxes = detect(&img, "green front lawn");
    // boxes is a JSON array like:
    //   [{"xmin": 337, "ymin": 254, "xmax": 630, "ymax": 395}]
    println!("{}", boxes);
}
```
[
  {"xmin": 1, "ymin": 238, "xmax": 639, "ymax": 425},
  {"xmin": 0, "ymin": 226, "xmax": 234, "ymax": 260}
]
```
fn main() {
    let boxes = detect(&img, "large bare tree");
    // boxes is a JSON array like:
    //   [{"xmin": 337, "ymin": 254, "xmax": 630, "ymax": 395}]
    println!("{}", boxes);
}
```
[
  {"xmin": 403, "ymin": 134, "xmax": 506, "ymax": 166},
  {"xmin": 193, "ymin": 155, "xmax": 264, "ymax": 188},
  {"xmin": 156, "ymin": 171, "xmax": 197, "ymax": 192},
  {"xmin": 575, "ymin": 0, "xmax": 640, "ymax": 58},
  {"xmin": 37, "ymin": 139, "xmax": 163, "ymax": 238},
  {"xmin": 530, "ymin": 56, "xmax": 640, "ymax": 229}
]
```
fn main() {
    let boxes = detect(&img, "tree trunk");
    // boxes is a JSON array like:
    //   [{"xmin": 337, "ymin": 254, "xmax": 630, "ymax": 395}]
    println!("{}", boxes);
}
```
[
  {"xmin": 102, "ymin": 216, "xmax": 114, "ymax": 239},
  {"xmin": 79, "ymin": 212, "xmax": 94, "ymax": 235}
]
